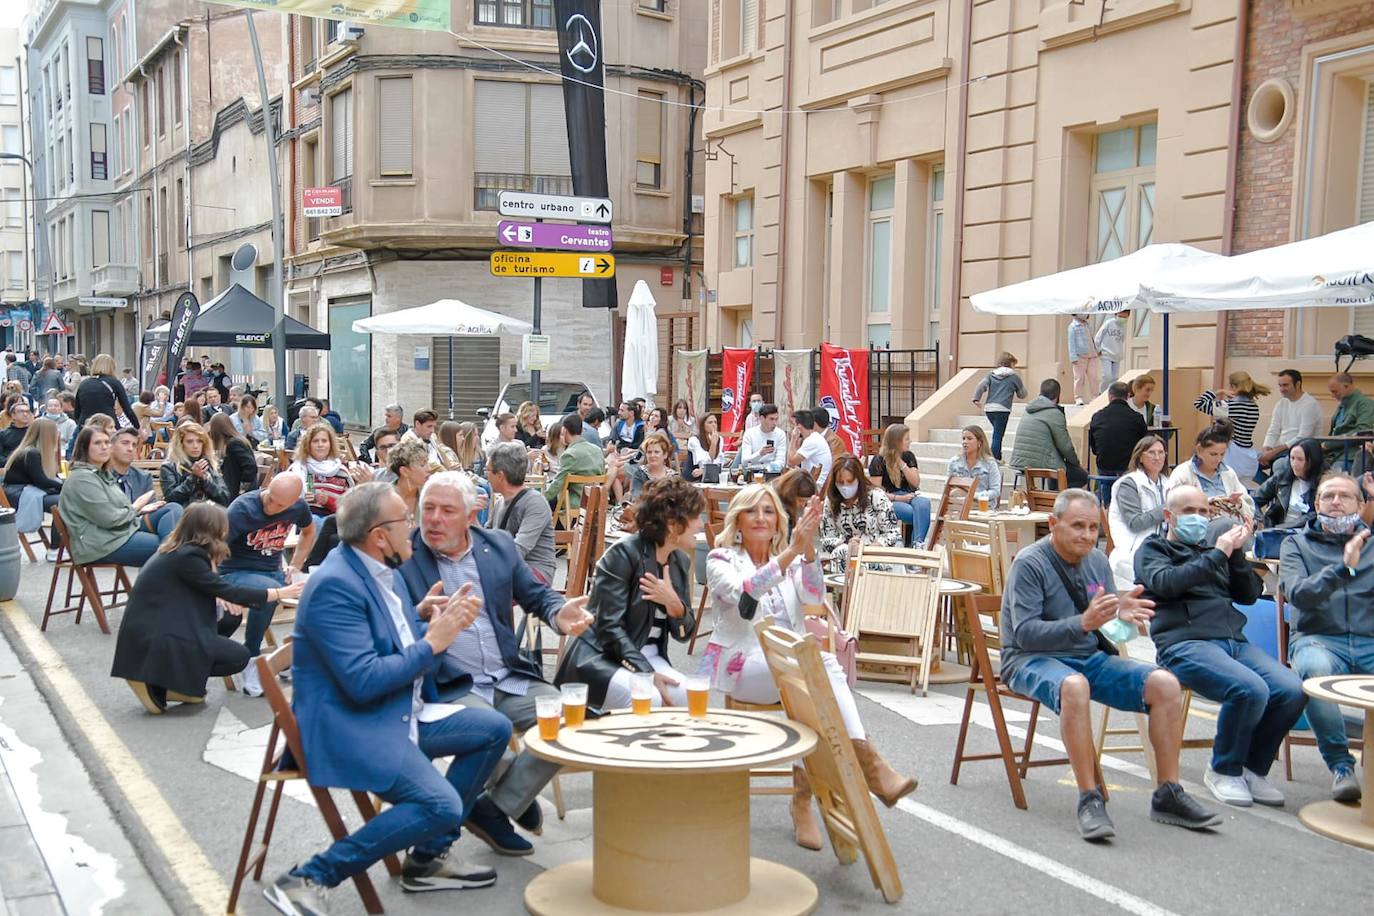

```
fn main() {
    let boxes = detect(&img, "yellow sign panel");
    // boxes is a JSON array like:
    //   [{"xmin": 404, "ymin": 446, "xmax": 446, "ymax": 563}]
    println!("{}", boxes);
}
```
[
  {"xmin": 209, "ymin": 0, "xmax": 450, "ymax": 32},
  {"xmin": 489, "ymin": 251, "xmax": 616, "ymax": 279}
]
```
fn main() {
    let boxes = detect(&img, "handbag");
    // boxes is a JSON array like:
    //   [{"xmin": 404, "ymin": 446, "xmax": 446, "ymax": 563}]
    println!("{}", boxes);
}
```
[
  {"xmin": 1045, "ymin": 552, "xmax": 1122, "ymax": 656},
  {"xmin": 15, "ymin": 485, "xmax": 44, "ymax": 534},
  {"xmin": 802, "ymin": 601, "xmax": 858, "ymax": 687},
  {"xmin": 1253, "ymin": 527, "xmax": 1298, "ymax": 560}
]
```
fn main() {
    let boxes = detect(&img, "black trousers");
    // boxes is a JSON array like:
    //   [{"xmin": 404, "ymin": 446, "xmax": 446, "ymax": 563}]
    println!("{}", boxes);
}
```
[{"xmin": 208, "ymin": 636, "xmax": 251, "ymax": 677}]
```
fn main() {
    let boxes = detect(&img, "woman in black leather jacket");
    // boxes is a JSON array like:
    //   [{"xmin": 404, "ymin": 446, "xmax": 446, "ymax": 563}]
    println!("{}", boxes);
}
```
[
  {"xmin": 1255, "ymin": 438, "xmax": 1323, "ymax": 529},
  {"xmin": 159, "ymin": 422, "xmax": 232, "ymax": 507},
  {"xmin": 556, "ymin": 476, "xmax": 705, "ymax": 711}
]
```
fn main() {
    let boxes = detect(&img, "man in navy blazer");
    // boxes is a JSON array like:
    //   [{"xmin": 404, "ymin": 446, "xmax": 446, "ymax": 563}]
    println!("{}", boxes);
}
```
[
  {"xmin": 265, "ymin": 483, "xmax": 512, "ymax": 915},
  {"xmin": 399, "ymin": 471, "xmax": 593, "ymax": 856}
]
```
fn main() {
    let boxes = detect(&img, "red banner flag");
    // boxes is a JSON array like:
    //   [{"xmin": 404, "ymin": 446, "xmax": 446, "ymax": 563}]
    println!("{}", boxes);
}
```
[
  {"xmin": 819, "ymin": 343, "xmax": 870, "ymax": 454},
  {"xmin": 720, "ymin": 347, "xmax": 756, "ymax": 436}
]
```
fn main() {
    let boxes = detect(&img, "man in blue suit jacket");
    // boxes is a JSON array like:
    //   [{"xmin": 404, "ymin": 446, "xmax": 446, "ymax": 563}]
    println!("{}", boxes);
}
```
[
  {"xmin": 265, "ymin": 483, "xmax": 512, "ymax": 915},
  {"xmin": 399, "ymin": 471, "xmax": 593, "ymax": 856}
]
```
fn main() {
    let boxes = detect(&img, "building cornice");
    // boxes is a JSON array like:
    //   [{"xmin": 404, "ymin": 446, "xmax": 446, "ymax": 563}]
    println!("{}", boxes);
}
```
[
  {"xmin": 122, "ymin": 25, "xmax": 188, "ymax": 84},
  {"xmin": 1287, "ymin": 0, "xmax": 1370, "ymax": 19}
]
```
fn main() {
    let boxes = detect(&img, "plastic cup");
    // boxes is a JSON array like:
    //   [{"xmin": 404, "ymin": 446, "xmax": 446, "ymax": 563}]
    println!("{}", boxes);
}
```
[
  {"xmin": 535, "ymin": 694, "xmax": 562, "ymax": 740},
  {"xmin": 630, "ymin": 673, "xmax": 654, "ymax": 716},
  {"xmin": 561, "ymin": 683, "xmax": 588, "ymax": 728},
  {"xmin": 685, "ymin": 676, "xmax": 710, "ymax": 718}
]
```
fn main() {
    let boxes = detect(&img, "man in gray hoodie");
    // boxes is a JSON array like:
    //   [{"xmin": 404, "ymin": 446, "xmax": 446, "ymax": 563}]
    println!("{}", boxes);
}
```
[
  {"xmin": 1001, "ymin": 488, "xmax": 1219, "ymax": 839},
  {"xmin": 971, "ymin": 352, "xmax": 1026, "ymax": 461},
  {"xmin": 1279, "ymin": 472, "xmax": 1374, "ymax": 802},
  {"xmin": 1009, "ymin": 379, "xmax": 1088, "ymax": 488}
]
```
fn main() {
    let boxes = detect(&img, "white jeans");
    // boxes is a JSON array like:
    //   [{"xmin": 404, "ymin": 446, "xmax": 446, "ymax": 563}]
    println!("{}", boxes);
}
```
[
  {"xmin": 731, "ymin": 649, "xmax": 866, "ymax": 740},
  {"xmin": 603, "ymin": 645, "xmax": 690, "ymax": 710}
]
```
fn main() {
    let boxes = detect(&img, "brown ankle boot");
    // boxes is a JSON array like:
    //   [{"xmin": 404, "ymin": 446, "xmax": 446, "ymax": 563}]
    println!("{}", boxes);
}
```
[
  {"xmin": 851, "ymin": 739, "xmax": 917, "ymax": 807},
  {"xmin": 790, "ymin": 765, "xmax": 823, "ymax": 850}
]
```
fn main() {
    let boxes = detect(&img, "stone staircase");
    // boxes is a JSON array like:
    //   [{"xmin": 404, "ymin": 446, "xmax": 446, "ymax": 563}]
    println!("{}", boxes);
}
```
[{"xmin": 909, "ymin": 402, "xmax": 1086, "ymax": 500}]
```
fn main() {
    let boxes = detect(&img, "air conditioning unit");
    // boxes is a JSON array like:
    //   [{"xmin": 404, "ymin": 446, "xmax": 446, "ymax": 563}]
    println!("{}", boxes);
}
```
[
  {"xmin": 301, "ymin": 87, "xmax": 321, "ymax": 106},
  {"xmin": 340, "ymin": 21, "xmax": 365, "ymax": 42}
]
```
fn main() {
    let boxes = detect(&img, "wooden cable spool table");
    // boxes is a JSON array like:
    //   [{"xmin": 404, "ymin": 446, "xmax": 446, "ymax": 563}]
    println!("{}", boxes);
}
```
[
  {"xmin": 1297, "ymin": 675, "xmax": 1374, "ymax": 851},
  {"xmin": 522, "ymin": 708, "xmax": 819, "ymax": 916}
]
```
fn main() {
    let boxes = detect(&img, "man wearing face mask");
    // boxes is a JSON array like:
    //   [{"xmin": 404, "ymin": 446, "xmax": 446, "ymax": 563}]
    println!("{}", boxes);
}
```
[
  {"xmin": 44, "ymin": 398, "xmax": 77, "ymax": 453},
  {"xmin": 1136, "ymin": 485, "xmax": 1305, "ymax": 809},
  {"xmin": 1280, "ymin": 473, "xmax": 1374, "ymax": 802},
  {"xmin": 743, "ymin": 393, "xmax": 765, "ymax": 430}
]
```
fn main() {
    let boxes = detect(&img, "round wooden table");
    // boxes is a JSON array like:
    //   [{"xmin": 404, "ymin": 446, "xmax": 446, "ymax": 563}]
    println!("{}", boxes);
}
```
[
  {"xmin": 522, "ymin": 708, "xmax": 819, "ymax": 916},
  {"xmin": 1297, "ymin": 675, "xmax": 1374, "ymax": 851}
]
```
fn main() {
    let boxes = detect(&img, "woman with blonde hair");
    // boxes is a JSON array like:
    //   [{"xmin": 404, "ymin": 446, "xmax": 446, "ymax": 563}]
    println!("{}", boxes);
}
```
[
  {"xmin": 515, "ymin": 400, "xmax": 546, "ymax": 449},
  {"xmin": 261, "ymin": 404, "xmax": 286, "ymax": 445},
  {"xmin": 74, "ymin": 353, "xmax": 137, "ymax": 428},
  {"xmin": 629, "ymin": 430, "xmax": 677, "ymax": 500},
  {"xmin": 867, "ymin": 423, "xmax": 932, "ymax": 545},
  {"xmin": 1194, "ymin": 370, "xmax": 1270, "ymax": 481},
  {"xmin": 945, "ymin": 424, "xmax": 1002, "ymax": 510},
  {"xmin": 1129, "ymin": 374, "xmax": 1157, "ymax": 425},
  {"xmin": 160, "ymin": 422, "xmax": 231, "ymax": 507},
  {"xmin": 451, "ymin": 421, "xmax": 484, "ymax": 474},
  {"xmin": 3, "ymin": 418, "xmax": 64, "ymax": 557},
  {"xmin": 703, "ymin": 484, "xmax": 916, "ymax": 848},
  {"xmin": 289, "ymin": 422, "xmax": 371, "ymax": 516}
]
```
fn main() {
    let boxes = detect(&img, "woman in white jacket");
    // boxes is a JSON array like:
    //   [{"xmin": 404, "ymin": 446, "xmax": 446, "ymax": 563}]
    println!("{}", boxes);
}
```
[{"xmin": 1108, "ymin": 435, "xmax": 1169, "ymax": 590}]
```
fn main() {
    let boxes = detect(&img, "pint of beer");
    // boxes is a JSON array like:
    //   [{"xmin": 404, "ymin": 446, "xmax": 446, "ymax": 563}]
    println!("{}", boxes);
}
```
[
  {"xmin": 685, "ymin": 676, "xmax": 710, "ymax": 718},
  {"xmin": 561, "ymin": 683, "xmax": 588, "ymax": 728},
  {"xmin": 977, "ymin": 495, "xmax": 989, "ymax": 512},
  {"xmin": 630, "ymin": 673, "xmax": 654, "ymax": 716},
  {"xmin": 535, "ymin": 694, "xmax": 561, "ymax": 741}
]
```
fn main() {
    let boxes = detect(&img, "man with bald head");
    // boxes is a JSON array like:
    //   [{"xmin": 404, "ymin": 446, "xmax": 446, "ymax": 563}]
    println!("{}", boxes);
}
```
[
  {"xmin": 221, "ymin": 473, "xmax": 319, "ymax": 696},
  {"xmin": 1326, "ymin": 373, "xmax": 1374, "ymax": 466},
  {"xmin": 1136, "ymin": 485, "xmax": 1304, "ymax": 808}
]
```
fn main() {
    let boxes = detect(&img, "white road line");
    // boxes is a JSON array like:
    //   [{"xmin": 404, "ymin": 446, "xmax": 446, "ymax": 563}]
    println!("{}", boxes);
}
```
[
  {"xmin": 2, "ymin": 602, "xmax": 228, "ymax": 914},
  {"xmin": 895, "ymin": 797, "xmax": 1181, "ymax": 916}
]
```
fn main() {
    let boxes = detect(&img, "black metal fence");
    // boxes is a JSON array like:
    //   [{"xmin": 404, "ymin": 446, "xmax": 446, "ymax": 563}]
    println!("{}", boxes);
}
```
[{"xmin": 703, "ymin": 346, "xmax": 940, "ymax": 429}]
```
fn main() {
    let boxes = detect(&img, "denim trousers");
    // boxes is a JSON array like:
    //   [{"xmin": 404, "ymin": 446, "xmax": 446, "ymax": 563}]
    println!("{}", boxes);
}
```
[
  {"xmin": 987, "ymin": 411, "xmax": 1011, "ymax": 461},
  {"xmin": 297, "ymin": 706, "xmax": 512, "ymax": 888},
  {"xmin": 220, "ymin": 568, "xmax": 286, "ymax": 658},
  {"xmin": 1290, "ymin": 633, "xmax": 1374, "ymax": 771},
  {"xmin": 889, "ymin": 493, "xmax": 932, "ymax": 546},
  {"xmin": 97, "ymin": 503, "xmax": 184, "ymax": 567},
  {"xmin": 1158, "ymin": 638, "xmax": 1307, "ymax": 777}
]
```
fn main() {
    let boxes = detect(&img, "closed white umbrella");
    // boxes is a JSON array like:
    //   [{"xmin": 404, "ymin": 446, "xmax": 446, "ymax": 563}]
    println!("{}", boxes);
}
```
[{"xmin": 621, "ymin": 281, "xmax": 659, "ymax": 404}]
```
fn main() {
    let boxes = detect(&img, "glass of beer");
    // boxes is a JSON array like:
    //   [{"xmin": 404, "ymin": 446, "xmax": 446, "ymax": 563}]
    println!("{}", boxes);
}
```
[
  {"xmin": 561, "ymin": 683, "xmax": 588, "ymax": 728},
  {"xmin": 977, "ymin": 495, "xmax": 989, "ymax": 512},
  {"xmin": 630, "ymin": 673, "xmax": 654, "ymax": 716},
  {"xmin": 535, "ymin": 694, "xmax": 562, "ymax": 740},
  {"xmin": 685, "ymin": 676, "xmax": 710, "ymax": 719}
]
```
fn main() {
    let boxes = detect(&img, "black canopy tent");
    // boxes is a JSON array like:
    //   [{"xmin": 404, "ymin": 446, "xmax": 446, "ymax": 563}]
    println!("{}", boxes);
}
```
[{"xmin": 141, "ymin": 283, "xmax": 330, "ymax": 350}]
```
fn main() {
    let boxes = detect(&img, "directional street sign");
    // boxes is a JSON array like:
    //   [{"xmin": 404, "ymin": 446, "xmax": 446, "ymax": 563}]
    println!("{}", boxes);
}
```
[
  {"xmin": 497, "ymin": 220, "xmax": 613, "ymax": 252},
  {"xmin": 490, "ymin": 251, "xmax": 616, "ymax": 279},
  {"xmin": 78, "ymin": 296, "xmax": 129, "ymax": 309},
  {"xmin": 497, "ymin": 191, "xmax": 613, "ymax": 224}
]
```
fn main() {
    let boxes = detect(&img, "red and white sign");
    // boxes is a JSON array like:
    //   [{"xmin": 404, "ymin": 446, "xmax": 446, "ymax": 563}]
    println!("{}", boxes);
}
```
[
  {"xmin": 720, "ymin": 347, "xmax": 755, "ymax": 437},
  {"xmin": 0, "ymin": 318, "xmax": 10, "ymax": 327},
  {"xmin": 17, "ymin": 319, "xmax": 32, "ymax": 331},
  {"xmin": 818, "ymin": 343, "xmax": 870, "ymax": 455},
  {"xmin": 42, "ymin": 313, "xmax": 67, "ymax": 335},
  {"xmin": 302, "ymin": 186, "xmax": 343, "ymax": 218},
  {"xmin": 659, "ymin": 267, "xmax": 674, "ymax": 287}
]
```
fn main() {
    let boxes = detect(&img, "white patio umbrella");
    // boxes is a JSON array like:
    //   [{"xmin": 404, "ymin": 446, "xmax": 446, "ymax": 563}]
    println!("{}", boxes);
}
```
[
  {"xmin": 621, "ymin": 280, "xmax": 659, "ymax": 405},
  {"xmin": 1139, "ymin": 221, "xmax": 1374, "ymax": 312},
  {"xmin": 352, "ymin": 299, "xmax": 532, "ymax": 418}
]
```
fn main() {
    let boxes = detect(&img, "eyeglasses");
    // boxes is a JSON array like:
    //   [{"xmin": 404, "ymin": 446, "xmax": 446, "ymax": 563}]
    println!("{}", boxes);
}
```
[{"xmin": 368, "ymin": 517, "xmax": 410, "ymax": 533}]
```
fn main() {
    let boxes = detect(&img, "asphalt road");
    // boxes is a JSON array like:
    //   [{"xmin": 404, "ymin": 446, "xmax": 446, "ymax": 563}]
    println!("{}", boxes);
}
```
[{"xmin": 3, "ymin": 559, "xmax": 1371, "ymax": 916}]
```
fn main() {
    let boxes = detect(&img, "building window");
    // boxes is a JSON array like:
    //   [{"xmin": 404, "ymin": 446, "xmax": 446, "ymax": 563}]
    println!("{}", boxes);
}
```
[
  {"xmin": 1352, "ymin": 81, "xmax": 1374, "ymax": 337},
  {"xmin": 329, "ymin": 88, "xmax": 354, "ymax": 213},
  {"xmin": 62, "ymin": 45, "xmax": 70, "ymax": 103},
  {"xmin": 640, "ymin": 0, "xmax": 669, "ymax": 10},
  {"xmin": 140, "ymin": 82, "xmax": 150, "ymax": 146},
  {"xmin": 328, "ymin": 297, "xmax": 372, "ymax": 427},
  {"xmin": 0, "ymin": 67, "xmax": 16, "ymax": 106},
  {"xmin": 929, "ymin": 165, "xmax": 944, "ymax": 347},
  {"xmin": 173, "ymin": 51, "xmax": 182, "ymax": 125},
  {"xmin": 1090, "ymin": 123, "xmax": 1156, "ymax": 262},
  {"xmin": 92, "ymin": 210, "xmax": 110, "ymax": 267},
  {"xmin": 377, "ymin": 76, "xmax": 413, "ymax": 177},
  {"xmin": 0, "ymin": 125, "xmax": 18, "ymax": 157},
  {"xmin": 5, "ymin": 252, "xmax": 21, "ymax": 290},
  {"xmin": 111, "ymin": 24, "xmax": 120, "ymax": 79},
  {"xmin": 176, "ymin": 177, "xmax": 185, "ymax": 247},
  {"xmin": 156, "ymin": 66, "xmax": 166, "ymax": 137},
  {"xmin": 90, "ymin": 122, "xmax": 107, "ymax": 180},
  {"xmin": 55, "ymin": 135, "xmax": 64, "ymax": 189},
  {"xmin": 636, "ymin": 90, "xmax": 664, "ymax": 189},
  {"xmin": 3, "ymin": 188, "xmax": 19, "ymax": 228},
  {"xmin": 719, "ymin": 0, "xmax": 758, "ymax": 60},
  {"xmin": 473, "ymin": 80, "xmax": 571, "ymax": 209},
  {"xmin": 86, "ymin": 37, "xmax": 104, "ymax": 95},
  {"xmin": 733, "ymin": 195, "xmax": 753, "ymax": 268},
  {"xmin": 66, "ymin": 128, "xmax": 73, "ymax": 185},
  {"xmin": 866, "ymin": 174, "xmax": 893, "ymax": 346},
  {"xmin": 301, "ymin": 17, "xmax": 317, "ymax": 71},
  {"xmin": 475, "ymin": 0, "xmax": 555, "ymax": 28}
]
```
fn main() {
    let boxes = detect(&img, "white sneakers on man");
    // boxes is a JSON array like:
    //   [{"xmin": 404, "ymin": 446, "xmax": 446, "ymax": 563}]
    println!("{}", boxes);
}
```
[
  {"xmin": 1204, "ymin": 767, "xmax": 1252, "ymax": 806},
  {"xmin": 1242, "ymin": 768, "xmax": 1285, "ymax": 807}
]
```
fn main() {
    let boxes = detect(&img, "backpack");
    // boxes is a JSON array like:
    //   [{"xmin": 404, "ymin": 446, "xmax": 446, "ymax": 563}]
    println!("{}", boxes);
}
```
[{"xmin": 1334, "ymin": 334, "xmax": 1374, "ymax": 372}]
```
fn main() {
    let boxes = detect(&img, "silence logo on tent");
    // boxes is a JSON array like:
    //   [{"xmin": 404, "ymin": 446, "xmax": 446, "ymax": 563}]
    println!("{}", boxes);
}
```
[{"xmin": 235, "ymin": 333, "xmax": 270, "ymax": 344}]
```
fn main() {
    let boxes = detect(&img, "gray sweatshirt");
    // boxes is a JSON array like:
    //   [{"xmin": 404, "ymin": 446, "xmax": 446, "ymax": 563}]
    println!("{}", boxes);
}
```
[
  {"xmin": 972, "ymin": 367, "xmax": 1027, "ymax": 412},
  {"xmin": 1279, "ymin": 520, "xmax": 1374, "ymax": 639},
  {"xmin": 1000, "ymin": 537, "xmax": 1115, "ymax": 678}
]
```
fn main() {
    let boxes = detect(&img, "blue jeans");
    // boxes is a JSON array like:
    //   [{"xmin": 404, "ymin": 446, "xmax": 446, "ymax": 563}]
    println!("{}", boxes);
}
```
[
  {"xmin": 1158, "ymin": 638, "xmax": 1306, "ymax": 777},
  {"xmin": 889, "ymin": 492, "xmax": 932, "ymax": 546},
  {"xmin": 1290, "ymin": 633, "xmax": 1374, "ymax": 771},
  {"xmin": 96, "ymin": 503, "xmax": 184, "ymax": 567},
  {"xmin": 987, "ymin": 411, "xmax": 1011, "ymax": 461},
  {"xmin": 1005, "ymin": 651, "xmax": 1155, "ymax": 715},
  {"xmin": 297, "ymin": 707, "xmax": 512, "ymax": 888},
  {"xmin": 221, "ymin": 568, "xmax": 286, "ymax": 657}
]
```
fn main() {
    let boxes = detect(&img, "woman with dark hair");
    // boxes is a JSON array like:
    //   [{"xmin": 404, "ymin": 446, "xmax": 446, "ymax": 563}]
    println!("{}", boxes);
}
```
[
  {"xmin": 230, "ymin": 394, "xmax": 266, "ymax": 443},
  {"xmin": 818, "ymin": 453, "xmax": 902, "ymax": 574},
  {"xmin": 771, "ymin": 468, "xmax": 818, "ymax": 530},
  {"xmin": 669, "ymin": 398, "xmax": 696, "ymax": 443},
  {"xmin": 110, "ymin": 501, "xmax": 304, "ymax": 714},
  {"xmin": 645, "ymin": 406, "xmax": 678, "ymax": 455},
  {"xmin": 555, "ymin": 476, "xmax": 704, "ymax": 712},
  {"xmin": 609, "ymin": 400, "xmax": 644, "ymax": 453},
  {"xmin": 1255, "ymin": 438, "xmax": 1324, "ymax": 529},
  {"xmin": 1167, "ymin": 421, "xmax": 1255, "ymax": 524},
  {"xmin": 207, "ymin": 412, "xmax": 260, "ymax": 499}
]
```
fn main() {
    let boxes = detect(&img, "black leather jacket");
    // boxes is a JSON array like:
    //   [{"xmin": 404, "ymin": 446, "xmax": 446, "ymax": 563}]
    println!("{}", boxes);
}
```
[
  {"xmin": 159, "ymin": 461, "xmax": 232, "ymax": 507},
  {"xmin": 555, "ymin": 533, "xmax": 694, "ymax": 708}
]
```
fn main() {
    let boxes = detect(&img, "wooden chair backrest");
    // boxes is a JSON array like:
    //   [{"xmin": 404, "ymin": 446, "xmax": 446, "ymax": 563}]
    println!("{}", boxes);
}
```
[
  {"xmin": 340, "ymin": 434, "xmax": 359, "ymax": 462},
  {"xmin": 702, "ymin": 486, "xmax": 736, "ymax": 530},
  {"xmin": 1023, "ymin": 468, "xmax": 1067, "ymax": 513},
  {"xmin": 753, "ymin": 620, "xmax": 903, "ymax": 904},
  {"xmin": 944, "ymin": 519, "xmax": 1004, "ymax": 596},
  {"xmin": 255, "ymin": 642, "xmax": 305, "ymax": 776},
  {"xmin": 959, "ymin": 594, "xmax": 1007, "ymax": 681},
  {"xmin": 925, "ymin": 475, "xmax": 974, "ymax": 549},
  {"xmin": 1100, "ymin": 505, "xmax": 1115, "ymax": 554},
  {"xmin": 845, "ymin": 543, "xmax": 944, "ymax": 640},
  {"xmin": 859, "ymin": 428, "xmax": 882, "ymax": 458},
  {"xmin": 553, "ymin": 473, "xmax": 608, "ymax": 530},
  {"xmin": 564, "ymin": 486, "xmax": 605, "ymax": 600}
]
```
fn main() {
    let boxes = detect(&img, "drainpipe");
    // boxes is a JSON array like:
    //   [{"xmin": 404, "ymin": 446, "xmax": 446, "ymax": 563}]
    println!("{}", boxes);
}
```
[
  {"xmin": 946, "ymin": 0, "xmax": 974, "ymax": 376},
  {"xmin": 1212, "ymin": 0, "xmax": 1249, "ymax": 390},
  {"xmin": 771, "ymin": 0, "xmax": 796, "ymax": 347},
  {"xmin": 176, "ymin": 29, "xmax": 191, "ymax": 292}
]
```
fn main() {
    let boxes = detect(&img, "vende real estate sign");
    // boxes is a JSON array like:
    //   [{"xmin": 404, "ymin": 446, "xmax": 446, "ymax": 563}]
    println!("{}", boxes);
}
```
[{"xmin": 302, "ymin": 187, "xmax": 343, "ymax": 218}]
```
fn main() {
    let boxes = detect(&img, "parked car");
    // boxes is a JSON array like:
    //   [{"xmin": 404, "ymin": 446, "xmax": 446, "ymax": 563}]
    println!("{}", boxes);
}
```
[{"xmin": 479, "ymin": 380, "xmax": 597, "ymax": 446}]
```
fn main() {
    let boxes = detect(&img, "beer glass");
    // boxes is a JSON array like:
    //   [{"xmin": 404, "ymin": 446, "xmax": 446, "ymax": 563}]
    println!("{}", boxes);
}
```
[{"xmin": 561, "ymin": 683, "xmax": 588, "ymax": 728}]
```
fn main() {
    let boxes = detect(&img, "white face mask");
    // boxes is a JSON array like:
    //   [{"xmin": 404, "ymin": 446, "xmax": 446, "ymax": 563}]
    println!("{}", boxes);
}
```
[{"xmin": 837, "ymin": 482, "xmax": 859, "ymax": 500}]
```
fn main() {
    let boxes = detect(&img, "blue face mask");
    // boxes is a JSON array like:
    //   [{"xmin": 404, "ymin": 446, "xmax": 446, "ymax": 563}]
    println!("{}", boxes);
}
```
[{"xmin": 1172, "ymin": 513, "xmax": 1209, "ymax": 545}]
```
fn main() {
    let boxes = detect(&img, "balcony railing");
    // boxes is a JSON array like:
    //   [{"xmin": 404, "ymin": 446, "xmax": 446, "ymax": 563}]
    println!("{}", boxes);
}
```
[
  {"xmin": 473, "ymin": 172, "xmax": 574, "ymax": 211},
  {"xmin": 91, "ymin": 263, "xmax": 138, "ymax": 296},
  {"xmin": 336, "ymin": 175, "xmax": 353, "ymax": 215}
]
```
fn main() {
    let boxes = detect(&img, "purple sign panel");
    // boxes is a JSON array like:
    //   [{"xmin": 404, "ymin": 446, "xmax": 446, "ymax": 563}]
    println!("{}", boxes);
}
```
[{"xmin": 497, "ymin": 220, "xmax": 613, "ymax": 252}]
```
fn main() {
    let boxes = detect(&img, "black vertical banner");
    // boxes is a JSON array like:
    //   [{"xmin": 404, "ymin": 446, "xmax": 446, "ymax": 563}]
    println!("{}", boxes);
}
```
[
  {"xmin": 554, "ymin": 0, "xmax": 617, "ymax": 309},
  {"xmin": 162, "ymin": 292, "xmax": 201, "ymax": 389}
]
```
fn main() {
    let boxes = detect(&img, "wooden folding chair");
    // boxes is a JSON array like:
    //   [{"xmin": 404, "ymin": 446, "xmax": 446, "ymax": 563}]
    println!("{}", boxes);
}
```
[
  {"xmin": 949, "ymin": 595, "xmax": 1102, "ymax": 809},
  {"xmin": 754, "ymin": 619, "xmax": 903, "ymax": 904},
  {"xmin": 844, "ymin": 544, "xmax": 944, "ymax": 695},
  {"xmin": 552, "ymin": 473, "xmax": 607, "ymax": 530},
  {"xmin": 0, "ymin": 488, "xmax": 48, "ymax": 562},
  {"xmin": 686, "ymin": 486, "xmax": 735, "ymax": 652},
  {"xmin": 1023, "ymin": 468, "xmax": 1067, "ymax": 512},
  {"xmin": 925, "ymin": 476, "xmax": 974, "ymax": 550},
  {"xmin": 944, "ymin": 519, "xmax": 1004, "ymax": 597},
  {"xmin": 41, "ymin": 508, "xmax": 133, "ymax": 635},
  {"xmin": 859, "ymin": 428, "xmax": 883, "ymax": 458}
]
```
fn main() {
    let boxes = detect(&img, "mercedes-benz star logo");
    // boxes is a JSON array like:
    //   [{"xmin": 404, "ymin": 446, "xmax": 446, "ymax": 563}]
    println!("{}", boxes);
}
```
[{"xmin": 564, "ymin": 13, "xmax": 599, "ymax": 75}]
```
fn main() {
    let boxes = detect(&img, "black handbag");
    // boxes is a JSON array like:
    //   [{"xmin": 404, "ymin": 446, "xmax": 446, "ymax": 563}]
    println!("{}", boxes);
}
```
[{"xmin": 1334, "ymin": 334, "xmax": 1374, "ymax": 372}]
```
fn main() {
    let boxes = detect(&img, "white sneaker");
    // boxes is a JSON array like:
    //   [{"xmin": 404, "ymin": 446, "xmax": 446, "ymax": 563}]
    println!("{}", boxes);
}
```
[
  {"xmin": 1204, "ymin": 767, "xmax": 1252, "ymax": 807},
  {"xmin": 278, "ymin": 666, "xmax": 292, "ymax": 682},
  {"xmin": 44, "ymin": 548, "xmax": 58, "ymax": 562},
  {"xmin": 233, "ymin": 661, "xmax": 265, "ymax": 698},
  {"xmin": 1242, "ymin": 768, "xmax": 1285, "ymax": 807}
]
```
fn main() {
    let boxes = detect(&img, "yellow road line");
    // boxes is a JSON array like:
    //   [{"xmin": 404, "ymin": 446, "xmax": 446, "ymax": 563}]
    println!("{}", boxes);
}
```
[{"xmin": 2, "ymin": 601, "xmax": 228, "ymax": 914}]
